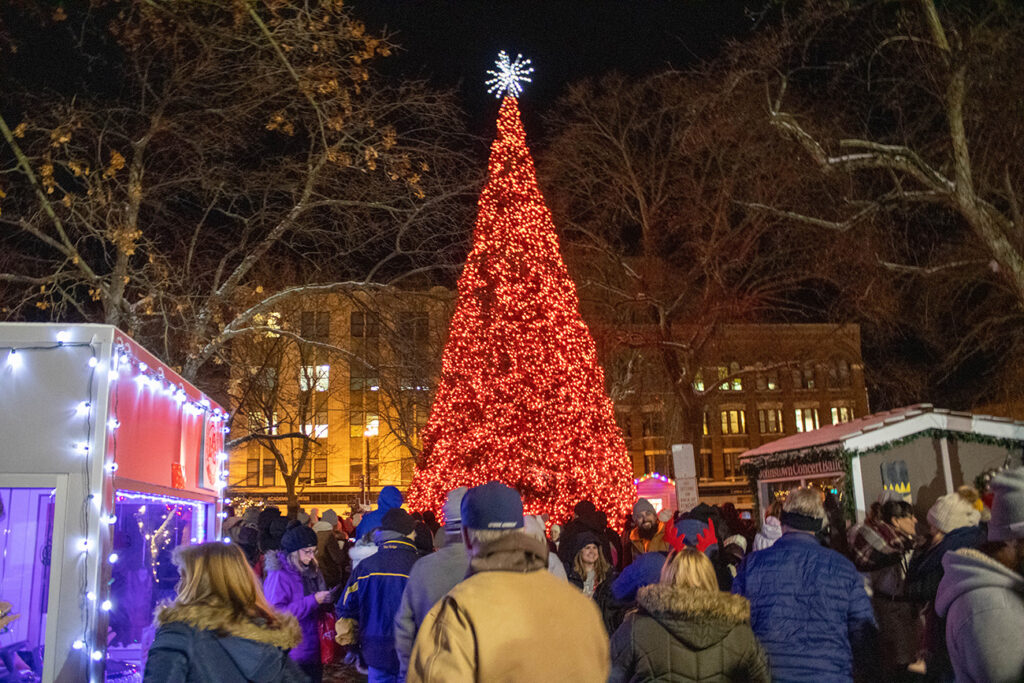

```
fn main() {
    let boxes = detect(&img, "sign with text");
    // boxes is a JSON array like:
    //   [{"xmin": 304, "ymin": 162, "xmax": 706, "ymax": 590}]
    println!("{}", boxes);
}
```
[
  {"xmin": 759, "ymin": 459, "xmax": 845, "ymax": 481},
  {"xmin": 672, "ymin": 444, "xmax": 700, "ymax": 512}
]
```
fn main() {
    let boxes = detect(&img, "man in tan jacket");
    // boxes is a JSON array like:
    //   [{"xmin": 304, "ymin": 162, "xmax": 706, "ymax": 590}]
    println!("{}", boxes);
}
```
[{"xmin": 407, "ymin": 481, "xmax": 609, "ymax": 682}]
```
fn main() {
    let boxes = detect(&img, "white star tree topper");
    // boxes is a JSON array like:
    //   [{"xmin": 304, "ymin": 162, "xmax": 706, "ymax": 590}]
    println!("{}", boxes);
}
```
[{"xmin": 485, "ymin": 51, "xmax": 534, "ymax": 99}]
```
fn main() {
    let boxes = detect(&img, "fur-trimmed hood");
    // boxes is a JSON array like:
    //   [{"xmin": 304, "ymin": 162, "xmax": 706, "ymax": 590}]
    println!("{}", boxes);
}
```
[
  {"xmin": 636, "ymin": 584, "xmax": 751, "ymax": 650},
  {"xmin": 155, "ymin": 602, "xmax": 302, "ymax": 650}
]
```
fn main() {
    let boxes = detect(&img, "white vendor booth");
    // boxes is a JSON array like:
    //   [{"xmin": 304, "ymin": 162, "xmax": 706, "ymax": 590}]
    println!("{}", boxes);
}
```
[
  {"xmin": 0, "ymin": 323, "xmax": 226, "ymax": 683},
  {"xmin": 740, "ymin": 404, "xmax": 1024, "ymax": 523}
]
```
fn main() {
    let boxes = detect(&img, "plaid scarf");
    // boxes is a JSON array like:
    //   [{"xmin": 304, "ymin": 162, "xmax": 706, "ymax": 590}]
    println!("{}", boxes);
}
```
[{"xmin": 850, "ymin": 517, "xmax": 917, "ymax": 573}]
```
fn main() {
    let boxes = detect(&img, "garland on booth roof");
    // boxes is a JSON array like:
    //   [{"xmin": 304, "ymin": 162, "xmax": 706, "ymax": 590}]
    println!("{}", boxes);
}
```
[{"xmin": 741, "ymin": 429, "xmax": 1024, "ymax": 519}]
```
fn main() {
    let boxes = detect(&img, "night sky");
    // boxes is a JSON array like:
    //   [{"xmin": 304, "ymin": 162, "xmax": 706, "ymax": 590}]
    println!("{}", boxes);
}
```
[{"xmin": 347, "ymin": 1, "xmax": 758, "ymax": 133}]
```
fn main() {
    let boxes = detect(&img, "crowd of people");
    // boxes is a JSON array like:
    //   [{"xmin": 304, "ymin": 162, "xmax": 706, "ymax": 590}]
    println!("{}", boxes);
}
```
[{"xmin": 139, "ymin": 469, "xmax": 1024, "ymax": 682}]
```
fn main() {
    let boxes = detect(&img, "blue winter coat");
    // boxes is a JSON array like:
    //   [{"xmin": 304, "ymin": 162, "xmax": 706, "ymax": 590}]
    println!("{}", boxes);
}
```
[
  {"xmin": 732, "ymin": 531, "xmax": 877, "ymax": 682},
  {"xmin": 354, "ymin": 486, "xmax": 404, "ymax": 540},
  {"xmin": 337, "ymin": 536, "xmax": 419, "ymax": 673}
]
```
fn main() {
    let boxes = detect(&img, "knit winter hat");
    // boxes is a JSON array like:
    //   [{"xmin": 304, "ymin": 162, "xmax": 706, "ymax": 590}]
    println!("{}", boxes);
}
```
[
  {"xmin": 571, "ymin": 530, "xmax": 601, "ymax": 559},
  {"xmin": 381, "ymin": 507, "xmax": 417, "ymax": 536},
  {"xmin": 988, "ymin": 467, "xmax": 1024, "ymax": 542},
  {"xmin": 927, "ymin": 492, "xmax": 981, "ymax": 534},
  {"xmin": 280, "ymin": 525, "xmax": 318, "ymax": 554},
  {"xmin": 296, "ymin": 511, "xmax": 311, "ymax": 526},
  {"xmin": 442, "ymin": 486, "xmax": 469, "ymax": 530},
  {"xmin": 321, "ymin": 509, "xmax": 339, "ymax": 527},
  {"xmin": 312, "ymin": 521, "xmax": 333, "ymax": 533},
  {"xmin": 724, "ymin": 534, "xmax": 748, "ymax": 553},
  {"xmin": 632, "ymin": 498, "xmax": 656, "ymax": 521}
]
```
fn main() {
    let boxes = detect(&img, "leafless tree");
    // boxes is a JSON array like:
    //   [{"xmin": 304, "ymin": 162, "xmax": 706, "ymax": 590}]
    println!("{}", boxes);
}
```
[
  {"xmin": 540, "ymin": 69, "xmax": 856, "ymax": 473},
  {"xmin": 0, "ymin": 0, "xmax": 478, "ymax": 387},
  {"xmin": 747, "ymin": 0, "xmax": 1024, "ymax": 406}
]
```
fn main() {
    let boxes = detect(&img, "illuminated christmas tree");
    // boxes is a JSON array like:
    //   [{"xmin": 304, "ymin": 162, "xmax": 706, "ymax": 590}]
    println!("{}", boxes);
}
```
[{"xmin": 406, "ymin": 53, "xmax": 635, "ymax": 528}]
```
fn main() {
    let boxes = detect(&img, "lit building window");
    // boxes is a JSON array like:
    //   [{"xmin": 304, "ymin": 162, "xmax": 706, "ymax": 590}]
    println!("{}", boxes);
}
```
[
  {"xmin": 302, "ymin": 411, "xmax": 329, "ymax": 439},
  {"xmin": 299, "ymin": 364, "xmax": 330, "ymax": 392},
  {"xmin": 720, "ymin": 409, "xmax": 746, "ymax": 434},
  {"xmin": 693, "ymin": 370, "xmax": 704, "ymax": 391},
  {"xmin": 831, "ymin": 405, "xmax": 854, "ymax": 424},
  {"xmin": 795, "ymin": 407, "xmax": 820, "ymax": 433},
  {"xmin": 758, "ymin": 408, "xmax": 783, "ymax": 434}
]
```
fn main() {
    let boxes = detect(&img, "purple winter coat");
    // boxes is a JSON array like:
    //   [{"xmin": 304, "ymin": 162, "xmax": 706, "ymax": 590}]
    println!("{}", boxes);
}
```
[{"xmin": 263, "ymin": 550, "xmax": 328, "ymax": 665}]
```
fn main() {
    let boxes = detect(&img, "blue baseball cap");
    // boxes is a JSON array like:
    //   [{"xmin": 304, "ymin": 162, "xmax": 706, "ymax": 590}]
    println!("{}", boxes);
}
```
[{"xmin": 461, "ymin": 481, "xmax": 524, "ymax": 530}]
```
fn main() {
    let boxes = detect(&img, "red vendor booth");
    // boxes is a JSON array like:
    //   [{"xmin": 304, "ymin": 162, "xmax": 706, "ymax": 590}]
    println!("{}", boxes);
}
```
[{"xmin": 0, "ymin": 323, "xmax": 226, "ymax": 682}]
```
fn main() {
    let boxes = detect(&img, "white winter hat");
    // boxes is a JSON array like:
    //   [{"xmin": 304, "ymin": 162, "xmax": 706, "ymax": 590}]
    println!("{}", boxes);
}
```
[
  {"xmin": 724, "ymin": 534, "xmax": 747, "ymax": 553},
  {"xmin": 927, "ymin": 492, "xmax": 980, "ymax": 534},
  {"xmin": 312, "ymin": 521, "xmax": 333, "ymax": 533}
]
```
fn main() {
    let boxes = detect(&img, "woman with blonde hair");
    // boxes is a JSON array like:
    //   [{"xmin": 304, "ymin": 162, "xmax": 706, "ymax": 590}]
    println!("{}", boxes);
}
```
[
  {"xmin": 609, "ymin": 548, "xmax": 769, "ymax": 682},
  {"xmin": 143, "ymin": 541, "xmax": 307, "ymax": 683}
]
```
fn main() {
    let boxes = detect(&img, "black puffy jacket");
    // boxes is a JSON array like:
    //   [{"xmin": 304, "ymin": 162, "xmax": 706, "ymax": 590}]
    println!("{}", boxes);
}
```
[
  {"xmin": 142, "ymin": 603, "xmax": 309, "ymax": 683},
  {"xmin": 609, "ymin": 584, "xmax": 769, "ymax": 683}
]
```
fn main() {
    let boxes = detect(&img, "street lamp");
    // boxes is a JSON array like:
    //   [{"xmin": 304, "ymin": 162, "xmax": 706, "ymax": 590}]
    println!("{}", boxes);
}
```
[{"xmin": 362, "ymin": 419, "xmax": 379, "ymax": 505}]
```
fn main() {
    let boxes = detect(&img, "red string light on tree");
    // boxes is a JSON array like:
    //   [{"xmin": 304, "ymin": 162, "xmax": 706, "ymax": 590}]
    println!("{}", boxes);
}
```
[{"xmin": 406, "ymin": 57, "xmax": 636, "ymax": 530}]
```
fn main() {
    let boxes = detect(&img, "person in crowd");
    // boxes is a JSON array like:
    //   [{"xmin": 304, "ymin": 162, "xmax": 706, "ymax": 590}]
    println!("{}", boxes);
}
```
[
  {"xmin": 524, "ymin": 514, "xmax": 569, "ymax": 580},
  {"xmin": 407, "ymin": 481, "xmax": 608, "ymax": 682},
  {"xmin": 336, "ymin": 507, "xmax": 420, "ymax": 683},
  {"xmin": 609, "ymin": 547, "xmax": 769, "ymax": 683},
  {"xmin": 314, "ymin": 516, "xmax": 346, "ymax": 590},
  {"xmin": 411, "ymin": 516, "xmax": 435, "ymax": 555},
  {"xmin": 593, "ymin": 510, "xmax": 624, "ymax": 569},
  {"xmin": 394, "ymin": 487, "xmax": 470, "ymax": 679},
  {"xmin": 721, "ymin": 502, "xmax": 755, "ymax": 543},
  {"xmin": 612, "ymin": 550, "xmax": 670, "ymax": 605},
  {"xmin": 752, "ymin": 500, "xmax": 783, "ymax": 552},
  {"xmin": 296, "ymin": 511, "xmax": 311, "ymax": 527},
  {"xmin": 822, "ymin": 491, "xmax": 850, "ymax": 555},
  {"xmin": 686, "ymin": 502, "xmax": 732, "ymax": 542},
  {"xmin": 354, "ymin": 486, "xmax": 404, "ymax": 539},
  {"xmin": 849, "ymin": 498, "xmax": 921, "ymax": 678},
  {"xmin": 565, "ymin": 530, "xmax": 619, "ymax": 633},
  {"xmin": 937, "ymin": 467, "xmax": 1024, "ymax": 683},
  {"xmin": 263, "ymin": 525, "xmax": 333, "ymax": 682},
  {"xmin": 719, "ymin": 534, "xmax": 747, "ymax": 581},
  {"xmin": 144, "ymin": 541, "xmax": 307, "ymax": 682},
  {"xmin": 906, "ymin": 488, "xmax": 983, "ymax": 679},
  {"xmin": 732, "ymin": 487, "xmax": 877, "ymax": 682},
  {"xmin": 624, "ymin": 498, "xmax": 670, "ymax": 565},
  {"xmin": 257, "ymin": 516, "xmax": 291, "ymax": 580},
  {"xmin": 421, "ymin": 510, "xmax": 440, "ymax": 537},
  {"xmin": 558, "ymin": 500, "xmax": 598, "ymax": 563}
]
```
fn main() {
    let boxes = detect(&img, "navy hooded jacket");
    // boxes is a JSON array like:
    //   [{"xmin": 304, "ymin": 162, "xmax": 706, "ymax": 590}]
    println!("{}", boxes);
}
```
[{"xmin": 355, "ymin": 486, "xmax": 404, "ymax": 540}]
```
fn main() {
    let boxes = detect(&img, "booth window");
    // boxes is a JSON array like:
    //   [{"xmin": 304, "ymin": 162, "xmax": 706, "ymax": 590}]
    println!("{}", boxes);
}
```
[
  {"xmin": 0, "ymin": 487, "xmax": 55, "ymax": 681},
  {"xmin": 758, "ymin": 408, "xmax": 783, "ymax": 434},
  {"xmin": 720, "ymin": 408, "xmax": 746, "ymax": 435},
  {"xmin": 795, "ymin": 407, "xmax": 820, "ymax": 433},
  {"xmin": 107, "ymin": 494, "xmax": 207, "ymax": 675},
  {"xmin": 831, "ymin": 405, "xmax": 855, "ymax": 424}
]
